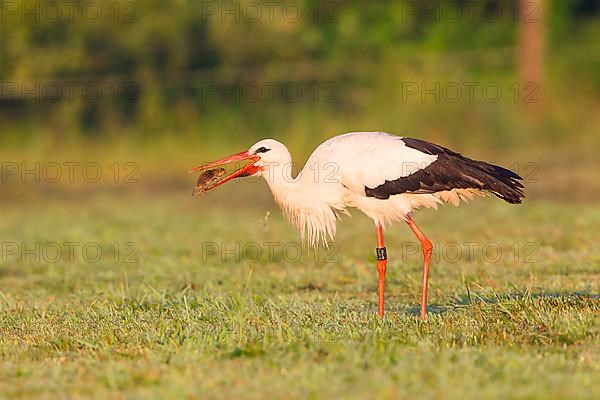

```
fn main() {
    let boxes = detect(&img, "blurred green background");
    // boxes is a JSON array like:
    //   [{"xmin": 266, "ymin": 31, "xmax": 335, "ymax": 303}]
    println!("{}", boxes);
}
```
[
  {"xmin": 2, "ymin": 2, "xmax": 600, "ymax": 398},
  {"xmin": 1, "ymin": 0, "xmax": 599, "ymax": 202}
]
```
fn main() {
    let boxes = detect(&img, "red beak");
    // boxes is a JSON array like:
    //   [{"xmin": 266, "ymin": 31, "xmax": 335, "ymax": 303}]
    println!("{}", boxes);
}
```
[{"xmin": 188, "ymin": 150, "xmax": 261, "ymax": 191}]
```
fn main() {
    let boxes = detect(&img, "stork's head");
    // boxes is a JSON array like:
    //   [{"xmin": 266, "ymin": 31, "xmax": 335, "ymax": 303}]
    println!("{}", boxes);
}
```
[
  {"xmin": 248, "ymin": 139, "xmax": 292, "ymax": 171},
  {"xmin": 189, "ymin": 138, "xmax": 291, "ymax": 192}
]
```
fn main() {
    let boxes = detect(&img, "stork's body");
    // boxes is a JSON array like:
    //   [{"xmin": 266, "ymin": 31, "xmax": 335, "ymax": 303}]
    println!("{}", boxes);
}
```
[{"xmin": 191, "ymin": 131, "xmax": 524, "ymax": 318}]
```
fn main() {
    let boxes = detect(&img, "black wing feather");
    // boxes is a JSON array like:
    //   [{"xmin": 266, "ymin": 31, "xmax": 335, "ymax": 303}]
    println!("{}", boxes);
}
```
[{"xmin": 365, "ymin": 138, "xmax": 525, "ymax": 204}]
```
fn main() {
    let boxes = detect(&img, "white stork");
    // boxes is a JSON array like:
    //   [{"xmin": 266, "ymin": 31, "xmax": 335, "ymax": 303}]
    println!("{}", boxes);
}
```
[{"xmin": 190, "ymin": 131, "xmax": 524, "ymax": 318}]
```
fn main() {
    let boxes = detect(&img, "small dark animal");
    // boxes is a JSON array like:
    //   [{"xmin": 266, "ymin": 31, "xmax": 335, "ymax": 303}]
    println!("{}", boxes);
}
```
[{"xmin": 192, "ymin": 168, "xmax": 226, "ymax": 196}]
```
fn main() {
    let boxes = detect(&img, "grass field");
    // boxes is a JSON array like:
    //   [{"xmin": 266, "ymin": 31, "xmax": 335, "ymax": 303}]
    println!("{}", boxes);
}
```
[{"xmin": 0, "ymin": 182, "xmax": 599, "ymax": 399}]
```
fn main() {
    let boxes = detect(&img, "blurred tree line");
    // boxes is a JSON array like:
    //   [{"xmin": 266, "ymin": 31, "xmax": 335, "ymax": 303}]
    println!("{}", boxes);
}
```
[{"xmin": 1, "ymin": 0, "xmax": 599, "ymax": 143}]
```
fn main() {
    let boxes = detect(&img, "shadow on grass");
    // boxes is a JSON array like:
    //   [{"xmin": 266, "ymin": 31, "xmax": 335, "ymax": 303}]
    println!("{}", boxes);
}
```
[
  {"xmin": 335, "ymin": 292, "xmax": 600, "ymax": 317},
  {"xmin": 403, "ymin": 291, "xmax": 600, "ymax": 317}
]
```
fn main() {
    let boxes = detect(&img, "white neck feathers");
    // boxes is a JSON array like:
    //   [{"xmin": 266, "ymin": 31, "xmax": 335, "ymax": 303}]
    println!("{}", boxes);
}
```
[{"xmin": 262, "ymin": 160, "xmax": 338, "ymax": 248}]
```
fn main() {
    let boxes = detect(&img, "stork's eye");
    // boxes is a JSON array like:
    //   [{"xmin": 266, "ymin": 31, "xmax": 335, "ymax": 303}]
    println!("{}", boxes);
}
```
[{"xmin": 255, "ymin": 147, "xmax": 270, "ymax": 154}]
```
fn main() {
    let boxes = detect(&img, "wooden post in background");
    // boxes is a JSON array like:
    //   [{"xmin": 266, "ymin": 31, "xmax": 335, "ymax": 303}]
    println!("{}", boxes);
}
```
[{"xmin": 518, "ymin": 0, "xmax": 546, "ymax": 107}]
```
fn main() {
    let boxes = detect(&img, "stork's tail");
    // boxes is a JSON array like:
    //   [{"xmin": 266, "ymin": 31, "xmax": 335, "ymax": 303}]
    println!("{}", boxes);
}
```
[{"xmin": 465, "ymin": 159, "xmax": 525, "ymax": 204}]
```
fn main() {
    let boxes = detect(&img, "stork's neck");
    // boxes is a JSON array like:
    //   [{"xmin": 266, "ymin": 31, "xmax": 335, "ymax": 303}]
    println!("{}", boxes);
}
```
[
  {"xmin": 261, "ymin": 157, "xmax": 302, "ymax": 209},
  {"xmin": 260, "ymin": 156, "xmax": 338, "ymax": 247},
  {"xmin": 262, "ymin": 158, "xmax": 297, "ymax": 189}
]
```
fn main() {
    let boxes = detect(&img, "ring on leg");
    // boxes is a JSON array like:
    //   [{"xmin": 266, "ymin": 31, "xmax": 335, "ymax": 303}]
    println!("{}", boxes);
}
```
[
  {"xmin": 376, "ymin": 247, "xmax": 387, "ymax": 261},
  {"xmin": 375, "ymin": 246, "xmax": 387, "ymax": 317}
]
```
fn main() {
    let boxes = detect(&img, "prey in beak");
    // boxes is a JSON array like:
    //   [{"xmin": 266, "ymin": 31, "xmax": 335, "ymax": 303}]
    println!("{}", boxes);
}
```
[
  {"xmin": 189, "ymin": 150, "xmax": 261, "ymax": 195},
  {"xmin": 191, "ymin": 167, "xmax": 226, "ymax": 196}
]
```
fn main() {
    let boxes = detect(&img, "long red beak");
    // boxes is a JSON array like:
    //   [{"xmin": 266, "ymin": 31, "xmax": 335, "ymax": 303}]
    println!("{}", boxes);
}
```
[{"xmin": 188, "ymin": 150, "xmax": 261, "ymax": 191}]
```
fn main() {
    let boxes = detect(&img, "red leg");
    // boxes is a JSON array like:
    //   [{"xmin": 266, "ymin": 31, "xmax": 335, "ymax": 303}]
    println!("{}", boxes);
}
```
[
  {"xmin": 375, "ymin": 224, "xmax": 387, "ymax": 317},
  {"xmin": 406, "ymin": 217, "xmax": 433, "ymax": 319}
]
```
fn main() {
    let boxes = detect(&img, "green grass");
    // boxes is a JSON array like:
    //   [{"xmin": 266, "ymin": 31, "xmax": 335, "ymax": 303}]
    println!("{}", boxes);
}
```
[{"xmin": 0, "ymin": 187, "xmax": 598, "ymax": 399}]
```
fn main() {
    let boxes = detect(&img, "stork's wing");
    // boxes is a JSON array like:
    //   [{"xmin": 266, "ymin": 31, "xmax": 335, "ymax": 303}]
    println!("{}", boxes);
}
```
[
  {"xmin": 365, "ymin": 137, "xmax": 524, "ymax": 204},
  {"xmin": 305, "ymin": 132, "xmax": 524, "ymax": 204}
]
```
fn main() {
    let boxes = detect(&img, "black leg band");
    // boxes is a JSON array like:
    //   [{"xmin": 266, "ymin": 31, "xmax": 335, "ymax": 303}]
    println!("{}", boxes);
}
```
[{"xmin": 376, "ymin": 247, "xmax": 387, "ymax": 261}]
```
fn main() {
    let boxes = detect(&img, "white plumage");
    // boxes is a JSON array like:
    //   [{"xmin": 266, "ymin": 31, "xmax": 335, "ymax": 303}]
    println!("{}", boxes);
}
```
[{"xmin": 251, "ymin": 132, "xmax": 479, "ymax": 247}]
